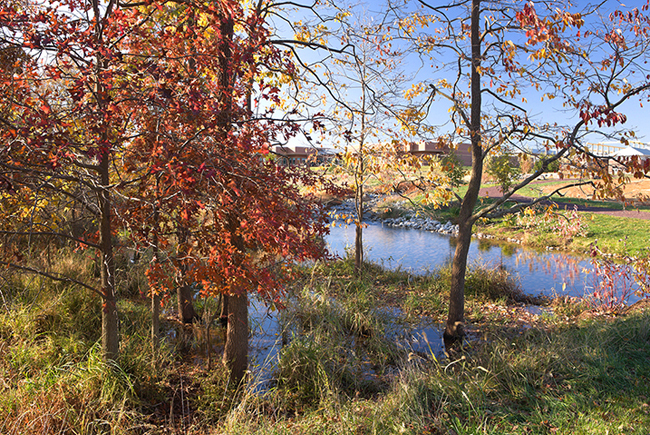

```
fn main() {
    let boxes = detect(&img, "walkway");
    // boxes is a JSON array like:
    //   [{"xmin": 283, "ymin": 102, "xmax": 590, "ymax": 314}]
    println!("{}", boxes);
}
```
[{"xmin": 478, "ymin": 185, "xmax": 650, "ymax": 220}]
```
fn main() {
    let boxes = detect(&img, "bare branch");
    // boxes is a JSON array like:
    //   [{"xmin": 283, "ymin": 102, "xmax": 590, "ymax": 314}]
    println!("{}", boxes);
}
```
[{"xmin": 0, "ymin": 260, "xmax": 102, "ymax": 298}]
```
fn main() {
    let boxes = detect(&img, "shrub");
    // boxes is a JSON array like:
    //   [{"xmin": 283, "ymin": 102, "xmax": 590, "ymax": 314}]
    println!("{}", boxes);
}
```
[
  {"xmin": 485, "ymin": 154, "xmax": 521, "ymax": 193},
  {"xmin": 439, "ymin": 149, "xmax": 467, "ymax": 188},
  {"xmin": 587, "ymin": 240, "xmax": 650, "ymax": 311},
  {"xmin": 533, "ymin": 154, "xmax": 561, "ymax": 173},
  {"xmin": 514, "ymin": 204, "xmax": 588, "ymax": 243}
]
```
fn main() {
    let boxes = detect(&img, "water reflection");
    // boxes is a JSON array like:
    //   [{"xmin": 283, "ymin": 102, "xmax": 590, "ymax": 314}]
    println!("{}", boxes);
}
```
[
  {"xmin": 246, "ymin": 297, "xmax": 446, "ymax": 391},
  {"xmin": 326, "ymin": 223, "xmax": 641, "ymax": 303}
]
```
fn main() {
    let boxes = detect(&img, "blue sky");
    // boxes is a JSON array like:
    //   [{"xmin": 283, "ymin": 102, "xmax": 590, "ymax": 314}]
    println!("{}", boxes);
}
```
[{"xmin": 270, "ymin": 0, "xmax": 650, "ymax": 149}]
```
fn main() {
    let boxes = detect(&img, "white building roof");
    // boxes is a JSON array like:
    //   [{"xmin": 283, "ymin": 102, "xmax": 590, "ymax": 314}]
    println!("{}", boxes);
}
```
[{"xmin": 609, "ymin": 145, "xmax": 650, "ymax": 157}]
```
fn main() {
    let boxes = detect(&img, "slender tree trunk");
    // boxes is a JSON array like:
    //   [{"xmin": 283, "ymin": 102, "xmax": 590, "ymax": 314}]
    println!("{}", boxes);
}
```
[
  {"xmin": 177, "ymin": 283, "xmax": 196, "ymax": 324},
  {"xmin": 152, "ymin": 291, "xmax": 160, "ymax": 350},
  {"xmin": 222, "ymin": 214, "xmax": 248, "ymax": 383},
  {"xmin": 354, "ymin": 183, "xmax": 364, "ymax": 273},
  {"xmin": 354, "ymin": 83, "xmax": 367, "ymax": 275},
  {"xmin": 92, "ymin": 0, "xmax": 119, "ymax": 363},
  {"xmin": 219, "ymin": 294, "xmax": 229, "ymax": 327},
  {"xmin": 354, "ymin": 222, "xmax": 363, "ymax": 272},
  {"xmin": 223, "ymin": 292, "xmax": 248, "ymax": 384},
  {"xmin": 176, "ymin": 226, "xmax": 197, "ymax": 324},
  {"xmin": 444, "ymin": 0, "xmax": 483, "ymax": 351},
  {"xmin": 151, "ymin": 204, "xmax": 161, "ymax": 352},
  {"xmin": 99, "ymin": 153, "xmax": 119, "ymax": 361}
]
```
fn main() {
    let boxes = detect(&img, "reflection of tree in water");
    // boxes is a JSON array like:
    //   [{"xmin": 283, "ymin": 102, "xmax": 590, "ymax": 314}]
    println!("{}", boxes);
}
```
[
  {"xmin": 501, "ymin": 244, "xmax": 517, "ymax": 258},
  {"xmin": 515, "ymin": 251, "xmax": 583, "ymax": 287},
  {"xmin": 476, "ymin": 239, "xmax": 517, "ymax": 257},
  {"xmin": 477, "ymin": 239, "xmax": 489, "ymax": 252}
]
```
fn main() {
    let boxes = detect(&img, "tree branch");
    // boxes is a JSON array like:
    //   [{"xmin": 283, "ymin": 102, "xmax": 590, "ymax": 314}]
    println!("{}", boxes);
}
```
[{"xmin": 0, "ymin": 260, "xmax": 102, "ymax": 298}]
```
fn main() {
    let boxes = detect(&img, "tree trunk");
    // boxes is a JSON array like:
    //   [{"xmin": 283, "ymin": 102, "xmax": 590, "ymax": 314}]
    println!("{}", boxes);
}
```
[
  {"xmin": 354, "ymin": 176, "xmax": 363, "ymax": 274},
  {"xmin": 444, "ymin": 0, "xmax": 483, "ymax": 351},
  {"xmin": 151, "ymin": 203, "xmax": 161, "ymax": 352},
  {"xmin": 445, "ymin": 219, "xmax": 473, "ymax": 349},
  {"xmin": 354, "ymin": 223, "xmax": 363, "ymax": 273},
  {"xmin": 176, "ymin": 226, "xmax": 197, "ymax": 324},
  {"xmin": 177, "ymin": 283, "xmax": 196, "ymax": 324},
  {"xmin": 99, "ymin": 153, "xmax": 119, "ymax": 361},
  {"xmin": 354, "ymin": 82, "xmax": 367, "ymax": 276},
  {"xmin": 152, "ymin": 291, "xmax": 160, "ymax": 351},
  {"xmin": 215, "ymin": 10, "xmax": 250, "ymax": 384},
  {"xmin": 92, "ymin": 0, "xmax": 119, "ymax": 363},
  {"xmin": 223, "ymin": 292, "xmax": 248, "ymax": 384},
  {"xmin": 219, "ymin": 293, "xmax": 229, "ymax": 327}
]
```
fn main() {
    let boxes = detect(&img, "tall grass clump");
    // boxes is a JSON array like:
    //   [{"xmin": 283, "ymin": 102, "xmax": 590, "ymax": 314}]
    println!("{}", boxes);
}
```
[
  {"xmin": 0, "ymin": 344, "xmax": 140, "ymax": 435},
  {"xmin": 0, "ymin": 249, "xmax": 179, "ymax": 434},
  {"xmin": 463, "ymin": 262, "xmax": 527, "ymax": 303},
  {"xmin": 272, "ymin": 283, "xmax": 400, "ymax": 410}
]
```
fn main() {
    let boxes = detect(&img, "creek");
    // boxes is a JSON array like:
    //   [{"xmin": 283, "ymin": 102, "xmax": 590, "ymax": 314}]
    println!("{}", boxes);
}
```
[
  {"xmin": 327, "ymin": 222, "xmax": 628, "ymax": 301},
  {"xmin": 247, "ymin": 224, "xmax": 588, "ymax": 387},
  {"xmin": 247, "ymin": 295, "xmax": 445, "ymax": 391},
  {"xmin": 209, "ymin": 223, "xmax": 644, "ymax": 387}
]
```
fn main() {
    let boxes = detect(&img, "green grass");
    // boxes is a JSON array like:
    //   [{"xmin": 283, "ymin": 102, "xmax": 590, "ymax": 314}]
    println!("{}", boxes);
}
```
[
  {"xmin": 431, "ymin": 314, "xmax": 650, "ymax": 434},
  {"xmin": 477, "ymin": 210, "xmax": 650, "ymax": 257},
  {"xmin": 581, "ymin": 213, "xmax": 650, "ymax": 255},
  {"xmin": 3, "ymin": 250, "xmax": 650, "ymax": 434},
  {"xmin": 548, "ymin": 196, "xmax": 650, "ymax": 210}
]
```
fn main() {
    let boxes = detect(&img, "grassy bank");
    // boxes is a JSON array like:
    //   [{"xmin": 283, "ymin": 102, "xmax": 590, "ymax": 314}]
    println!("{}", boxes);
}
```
[
  {"xmin": 345, "ymin": 168, "xmax": 650, "ymax": 257},
  {"xmin": 1, "ymin": 253, "xmax": 648, "ymax": 433},
  {"xmin": 376, "ymin": 189, "xmax": 650, "ymax": 257},
  {"xmin": 473, "ymin": 210, "xmax": 650, "ymax": 257}
]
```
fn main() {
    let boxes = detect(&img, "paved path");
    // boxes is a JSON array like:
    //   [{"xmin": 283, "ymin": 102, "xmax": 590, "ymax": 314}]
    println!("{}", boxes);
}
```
[{"xmin": 478, "ymin": 185, "xmax": 650, "ymax": 220}]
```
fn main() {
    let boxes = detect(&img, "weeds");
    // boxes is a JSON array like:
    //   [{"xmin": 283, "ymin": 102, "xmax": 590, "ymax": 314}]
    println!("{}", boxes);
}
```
[
  {"xmin": 273, "ymin": 284, "xmax": 400, "ymax": 409},
  {"xmin": 3, "ymin": 248, "xmax": 650, "ymax": 434},
  {"xmin": 585, "ymin": 240, "xmax": 650, "ymax": 312}
]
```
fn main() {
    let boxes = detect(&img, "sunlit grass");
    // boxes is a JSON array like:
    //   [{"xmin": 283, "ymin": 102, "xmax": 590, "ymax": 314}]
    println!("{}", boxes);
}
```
[
  {"xmin": 222, "ymin": 311, "xmax": 650, "ymax": 434},
  {"xmin": 477, "ymin": 210, "xmax": 650, "ymax": 256},
  {"xmin": 3, "ymin": 249, "xmax": 650, "ymax": 434},
  {"xmin": 580, "ymin": 213, "xmax": 650, "ymax": 255}
]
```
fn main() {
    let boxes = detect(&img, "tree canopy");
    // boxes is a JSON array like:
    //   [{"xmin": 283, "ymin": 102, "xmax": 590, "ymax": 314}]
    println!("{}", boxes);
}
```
[{"xmin": 0, "ymin": 0, "xmax": 332, "ymax": 370}]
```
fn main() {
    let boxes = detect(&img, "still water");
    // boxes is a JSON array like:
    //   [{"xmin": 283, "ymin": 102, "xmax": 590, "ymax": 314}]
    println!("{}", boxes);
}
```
[
  {"xmin": 245, "ymin": 222, "xmax": 641, "ymax": 386},
  {"xmin": 327, "ymin": 223, "xmax": 607, "ymax": 300}
]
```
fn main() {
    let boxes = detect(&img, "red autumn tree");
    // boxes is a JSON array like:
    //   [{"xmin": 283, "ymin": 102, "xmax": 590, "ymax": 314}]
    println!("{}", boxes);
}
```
[
  {"xmin": 114, "ymin": 0, "xmax": 332, "ymax": 382},
  {"xmin": 0, "ymin": 0, "xmax": 332, "ymax": 375},
  {"xmin": 0, "ymin": 0, "xmax": 139, "ymax": 361}
]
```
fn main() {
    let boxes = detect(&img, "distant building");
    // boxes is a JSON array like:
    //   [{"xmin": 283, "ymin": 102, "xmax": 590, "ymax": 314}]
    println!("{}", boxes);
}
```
[
  {"xmin": 271, "ymin": 144, "xmax": 336, "ymax": 166},
  {"xmin": 608, "ymin": 145, "xmax": 650, "ymax": 172},
  {"xmin": 411, "ymin": 141, "xmax": 473, "ymax": 166},
  {"xmin": 403, "ymin": 141, "xmax": 473, "ymax": 166},
  {"xmin": 408, "ymin": 141, "xmax": 449, "ymax": 158},
  {"xmin": 586, "ymin": 141, "xmax": 650, "ymax": 156},
  {"xmin": 272, "ymin": 140, "xmax": 477, "ymax": 167}
]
